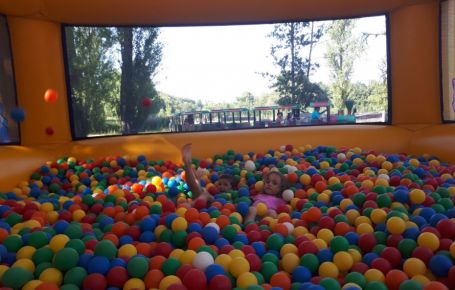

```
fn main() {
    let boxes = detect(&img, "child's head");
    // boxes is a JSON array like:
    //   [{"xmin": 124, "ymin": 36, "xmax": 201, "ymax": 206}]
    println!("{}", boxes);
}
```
[
  {"xmin": 263, "ymin": 171, "xmax": 286, "ymax": 196},
  {"xmin": 216, "ymin": 174, "xmax": 234, "ymax": 193}
]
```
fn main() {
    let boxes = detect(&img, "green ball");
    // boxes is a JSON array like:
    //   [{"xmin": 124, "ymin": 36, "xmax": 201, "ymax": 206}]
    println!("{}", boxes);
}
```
[
  {"xmin": 171, "ymin": 230, "xmax": 188, "ymax": 248},
  {"xmin": 373, "ymin": 244, "xmax": 386, "ymax": 255},
  {"xmin": 376, "ymin": 194, "xmax": 391, "ymax": 208},
  {"xmin": 60, "ymin": 284, "xmax": 81, "ymax": 290},
  {"xmin": 162, "ymin": 258, "xmax": 181, "ymax": 276},
  {"xmin": 266, "ymin": 234, "xmax": 284, "ymax": 251},
  {"xmin": 63, "ymin": 267, "xmax": 87, "ymax": 287},
  {"xmin": 252, "ymin": 271, "xmax": 264, "ymax": 285},
  {"xmin": 53, "ymin": 247, "xmax": 79, "ymax": 271},
  {"xmin": 352, "ymin": 193, "xmax": 366, "ymax": 207},
  {"xmin": 5, "ymin": 213, "xmax": 22, "ymax": 226},
  {"xmin": 299, "ymin": 253, "xmax": 319, "ymax": 274},
  {"xmin": 398, "ymin": 239, "xmax": 417, "ymax": 258},
  {"xmin": 374, "ymin": 231, "xmax": 387, "ymax": 245},
  {"xmin": 32, "ymin": 247, "xmax": 54, "ymax": 265},
  {"xmin": 365, "ymin": 281, "xmax": 388, "ymax": 290},
  {"xmin": 127, "ymin": 256, "xmax": 149, "ymax": 278},
  {"xmin": 259, "ymin": 261, "xmax": 278, "ymax": 283},
  {"xmin": 344, "ymin": 271, "xmax": 367, "ymax": 288},
  {"xmin": 3, "ymin": 235, "xmax": 23, "ymax": 252},
  {"xmin": 261, "ymin": 253, "xmax": 279, "ymax": 265},
  {"xmin": 291, "ymin": 282, "xmax": 302, "ymax": 290},
  {"xmin": 233, "ymin": 241, "xmax": 244, "ymax": 249},
  {"xmin": 64, "ymin": 223, "xmax": 83, "ymax": 239},
  {"xmin": 330, "ymin": 236, "xmax": 349, "ymax": 253},
  {"xmin": 198, "ymin": 246, "xmax": 217, "ymax": 259},
  {"xmin": 159, "ymin": 229, "xmax": 173, "ymax": 243},
  {"xmin": 27, "ymin": 231, "xmax": 48, "ymax": 248},
  {"xmin": 221, "ymin": 225, "xmax": 237, "ymax": 241},
  {"xmin": 94, "ymin": 240, "xmax": 117, "ymax": 260},
  {"xmin": 65, "ymin": 239, "xmax": 86, "ymax": 255},
  {"xmin": 399, "ymin": 280, "xmax": 423, "ymax": 290},
  {"xmin": 334, "ymin": 214, "xmax": 349, "ymax": 224},
  {"xmin": 1, "ymin": 267, "xmax": 34, "ymax": 290},
  {"xmin": 319, "ymin": 277, "xmax": 341, "ymax": 290},
  {"xmin": 373, "ymin": 186, "xmax": 387, "ymax": 195}
]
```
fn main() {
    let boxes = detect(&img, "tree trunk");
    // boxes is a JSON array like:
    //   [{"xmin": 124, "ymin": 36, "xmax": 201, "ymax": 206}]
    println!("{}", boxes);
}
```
[
  {"xmin": 307, "ymin": 22, "xmax": 314, "ymax": 81},
  {"xmin": 290, "ymin": 23, "xmax": 296, "ymax": 102},
  {"xmin": 119, "ymin": 28, "xmax": 134, "ymax": 134}
]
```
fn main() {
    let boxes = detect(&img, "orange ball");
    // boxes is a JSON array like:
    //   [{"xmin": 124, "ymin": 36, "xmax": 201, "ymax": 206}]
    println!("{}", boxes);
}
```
[
  {"xmin": 144, "ymin": 269, "xmax": 164, "ymax": 289},
  {"xmin": 270, "ymin": 272, "xmax": 291, "ymax": 290},
  {"xmin": 423, "ymin": 281, "xmax": 449, "ymax": 290},
  {"xmin": 306, "ymin": 207, "xmax": 322, "ymax": 223},
  {"xmin": 44, "ymin": 89, "xmax": 58, "ymax": 103},
  {"xmin": 385, "ymin": 270, "xmax": 408, "ymax": 290}
]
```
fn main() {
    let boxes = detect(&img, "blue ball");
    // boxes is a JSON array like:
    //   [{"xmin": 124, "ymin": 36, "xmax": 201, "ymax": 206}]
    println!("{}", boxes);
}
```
[
  {"xmin": 119, "ymin": 235, "xmax": 134, "ymax": 246},
  {"xmin": 139, "ymin": 217, "xmax": 157, "ymax": 232},
  {"xmin": 9, "ymin": 107, "xmax": 25, "ymax": 122},
  {"xmin": 237, "ymin": 202, "xmax": 250, "ymax": 216},
  {"xmin": 78, "ymin": 253, "xmax": 93, "ymax": 268},
  {"xmin": 214, "ymin": 238, "xmax": 229, "ymax": 249},
  {"xmin": 139, "ymin": 231, "xmax": 155, "ymax": 243},
  {"xmin": 394, "ymin": 189, "xmax": 409, "ymax": 203},
  {"xmin": 251, "ymin": 242, "xmax": 266, "ymax": 257},
  {"xmin": 165, "ymin": 213, "xmax": 179, "ymax": 228},
  {"xmin": 292, "ymin": 266, "xmax": 311, "ymax": 283},
  {"xmin": 362, "ymin": 253, "xmax": 379, "ymax": 266},
  {"xmin": 111, "ymin": 258, "xmax": 127, "ymax": 268},
  {"xmin": 316, "ymin": 249, "xmax": 333, "ymax": 263},
  {"xmin": 429, "ymin": 254, "xmax": 453, "ymax": 277},
  {"xmin": 87, "ymin": 256, "xmax": 110, "ymax": 275},
  {"xmin": 201, "ymin": 226, "xmax": 219, "ymax": 244},
  {"xmin": 205, "ymin": 264, "xmax": 226, "ymax": 281},
  {"xmin": 188, "ymin": 222, "xmax": 202, "ymax": 233}
]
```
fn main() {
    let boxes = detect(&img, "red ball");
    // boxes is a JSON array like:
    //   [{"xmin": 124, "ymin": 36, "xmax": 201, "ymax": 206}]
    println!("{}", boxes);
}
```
[
  {"xmin": 371, "ymin": 257, "xmax": 392, "ymax": 274},
  {"xmin": 44, "ymin": 89, "xmax": 58, "ymax": 103},
  {"xmin": 155, "ymin": 242, "xmax": 173, "ymax": 257},
  {"xmin": 437, "ymin": 220, "xmax": 455, "ymax": 239},
  {"xmin": 106, "ymin": 266, "xmax": 128, "ymax": 288},
  {"xmin": 241, "ymin": 245, "xmax": 255, "ymax": 256},
  {"xmin": 298, "ymin": 241, "xmax": 318, "ymax": 256},
  {"xmin": 83, "ymin": 273, "xmax": 107, "ymax": 290},
  {"xmin": 142, "ymin": 98, "xmax": 152, "ymax": 107},
  {"xmin": 319, "ymin": 216, "xmax": 335, "ymax": 230},
  {"xmin": 380, "ymin": 247, "xmax": 402, "ymax": 267},
  {"xmin": 247, "ymin": 230, "xmax": 262, "ymax": 243},
  {"xmin": 177, "ymin": 264, "xmax": 195, "ymax": 280},
  {"xmin": 358, "ymin": 233, "xmax": 376, "ymax": 253},
  {"xmin": 386, "ymin": 234, "xmax": 403, "ymax": 248},
  {"xmin": 351, "ymin": 262, "xmax": 369, "ymax": 274},
  {"xmin": 246, "ymin": 253, "xmax": 261, "ymax": 272},
  {"xmin": 208, "ymin": 275, "xmax": 231, "ymax": 290},
  {"xmin": 182, "ymin": 268, "xmax": 207, "ymax": 290},
  {"xmin": 45, "ymin": 126, "xmax": 54, "ymax": 135},
  {"xmin": 168, "ymin": 285, "xmax": 188, "ymax": 290},
  {"xmin": 412, "ymin": 246, "xmax": 434, "ymax": 265}
]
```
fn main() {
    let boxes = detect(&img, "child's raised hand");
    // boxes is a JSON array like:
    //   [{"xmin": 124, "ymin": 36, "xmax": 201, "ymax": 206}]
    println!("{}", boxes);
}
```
[{"xmin": 181, "ymin": 143, "xmax": 193, "ymax": 165}]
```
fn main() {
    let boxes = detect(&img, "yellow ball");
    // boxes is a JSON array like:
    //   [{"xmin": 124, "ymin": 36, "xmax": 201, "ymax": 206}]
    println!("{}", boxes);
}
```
[
  {"xmin": 370, "ymin": 209, "xmax": 387, "ymax": 224},
  {"xmin": 39, "ymin": 267, "xmax": 63, "ymax": 286},
  {"xmin": 386, "ymin": 217, "xmax": 406, "ymax": 235},
  {"xmin": 0, "ymin": 265, "xmax": 9, "ymax": 280},
  {"xmin": 229, "ymin": 257, "xmax": 250, "ymax": 278},
  {"xmin": 450, "ymin": 242, "xmax": 455, "ymax": 258},
  {"xmin": 254, "ymin": 181, "xmax": 264, "ymax": 192},
  {"xmin": 237, "ymin": 272, "xmax": 258, "ymax": 288},
  {"xmin": 318, "ymin": 262, "xmax": 339, "ymax": 278},
  {"xmin": 118, "ymin": 244, "xmax": 138, "ymax": 258},
  {"xmin": 411, "ymin": 274, "xmax": 430, "ymax": 285},
  {"xmin": 22, "ymin": 280, "xmax": 43, "ymax": 290},
  {"xmin": 409, "ymin": 159, "xmax": 420, "ymax": 167},
  {"xmin": 72, "ymin": 209, "xmax": 86, "ymax": 221},
  {"xmin": 356, "ymin": 223, "xmax": 374, "ymax": 234},
  {"xmin": 180, "ymin": 250, "xmax": 197, "ymax": 265},
  {"xmin": 49, "ymin": 234, "xmax": 70, "ymax": 253},
  {"xmin": 410, "ymin": 189, "xmax": 426, "ymax": 204},
  {"xmin": 333, "ymin": 251, "xmax": 353, "ymax": 272},
  {"xmin": 169, "ymin": 249, "xmax": 184, "ymax": 260},
  {"xmin": 280, "ymin": 244, "xmax": 298, "ymax": 256},
  {"xmin": 312, "ymin": 238, "xmax": 328, "ymax": 250},
  {"xmin": 281, "ymin": 253, "xmax": 300, "ymax": 273},
  {"xmin": 124, "ymin": 278, "xmax": 145, "ymax": 290},
  {"xmin": 215, "ymin": 254, "xmax": 232, "ymax": 271},
  {"xmin": 159, "ymin": 275, "xmax": 182, "ymax": 290},
  {"xmin": 417, "ymin": 232, "xmax": 440, "ymax": 252},
  {"xmin": 171, "ymin": 217, "xmax": 188, "ymax": 232},
  {"xmin": 155, "ymin": 225, "xmax": 167, "ymax": 238},
  {"xmin": 293, "ymin": 226, "xmax": 308, "ymax": 237},
  {"xmin": 228, "ymin": 249, "xmax": 245, "ymax": 259},
  {"xmin": 12, "ymin": 258, "xmax": 35, "ymax": 272},
  {"xmin": 342, "ymin": 283, "xmax": 362, "ymax": 290},
  {"xmin": 300, "ymin": 174, "xmax": 311, "ymax": 185},
  {"xmin": 317, "ymin": 229, "xmax": 334, "ymax": 244},
  {"xmin": 403, "ymin": 258, "xmax": 427, "ymax": 277},
  {"xmin": 364, "ymin": 268, "xmax": 385, "ymax": 282},
  {"xmin": 16, "ymin": 246, "xmax": 37, "ymax": 260},
  {"xmin": 40, "ymin": 202, "xmax": 54, "ymax": 212}
]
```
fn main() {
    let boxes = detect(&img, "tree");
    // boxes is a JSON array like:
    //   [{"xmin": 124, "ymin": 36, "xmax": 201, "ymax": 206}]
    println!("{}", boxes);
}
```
[
  {"xmin": 236, "ymin": 92, "xmax": 255, "ymax": 109},
  {"xmin": 117, "ymin": 27, "xmax": 164, "ymax": 134},
  {"xmin": 325, "ymin": 19, "xmax": 365, "ymax": 112},
  {"xmin": 66, "ymin": 27, "xmax": 119, "ymax": 137},
  {"xmin": 266, "ymin": 22, "xmax": 327, "ymax": 108}
]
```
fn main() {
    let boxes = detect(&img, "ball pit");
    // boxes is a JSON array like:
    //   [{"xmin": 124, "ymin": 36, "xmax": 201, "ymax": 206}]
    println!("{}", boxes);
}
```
[{"xmin": 0, "ymin": 144, "xmax": 455, "ymax": 289}]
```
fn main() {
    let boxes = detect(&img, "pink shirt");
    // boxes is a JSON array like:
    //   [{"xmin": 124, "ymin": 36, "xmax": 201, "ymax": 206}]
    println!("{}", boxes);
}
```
[{"xmin": 252, "ymin": 194, "xmax": 286, "ymax": 211}]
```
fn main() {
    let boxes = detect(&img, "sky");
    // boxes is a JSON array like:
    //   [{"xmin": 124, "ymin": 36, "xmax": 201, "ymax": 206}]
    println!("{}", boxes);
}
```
[{"xmin": 154, "ymin": 15, "xmax": 387, "ymax": 103}]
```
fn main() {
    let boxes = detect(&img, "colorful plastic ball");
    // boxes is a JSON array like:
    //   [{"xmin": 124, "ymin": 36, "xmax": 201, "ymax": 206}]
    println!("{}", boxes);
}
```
[
  {"xmin": 330, "ymin": 236, "xmax": 349, "ymax": 253},
  {"xmin": 409, "ymin": 189, "xmax": 426, "ymax": 204},
  {"xmin": 417, "ymin": 232, "xmax": 440, "ymax": 252},
  {"xmin": 364, "ymin": 268, "xmax": 385, "ymax": 282},
  {"xmin": 282, "ymin": 189, "xmax": 294, "ymax": 202},
  {"xmin": 142, "ymin": 98, "xmax": 152, "ymax": 107},
  {"xmin": 39, "ymin": 267, "xmax": 63, "ymax": 286},
  {"xmin": 291, "ymin": 266, "xmax": 311, "ymax": 283},
  {"xmin": 319, "ymin": 277, "xmax": 340, "ymax": 290},
  {"xmin": 422, "ymin": 281, "xmax": 449, "ymax": 290},
  {"xmin": 300, "ymin": 253, "xmax": 319, "ymax": 274},
  {"xmin": 399, "ymin": 280, "xmax": 423, "ymax": 290},
  {"xmin": 208, "ymin": 275, "xmax": 231, "ymax": 290},
  {"xmin": 9, "ymin": 107, "xmax": 25, "ymax": 122},
  {"xmin": 159, "ymin": 275, "xmax": 182, "ymax": 290},
  {"xmin": 260, "ymin": 261, "xmax": 278, "ymax": 283},
  {"xmin": 87, "ymin": 256, "xmax": 110, "ymax": 275},
  {"xmin": 318, "ymin": 262, "xmax": 339, "ymax": 278},
  {"xmin": 44, "ymin": 89, "xmax": 58, "ymax": 103},
  {"xmin": 266, "ymin": 234, "xmax": 284, "ymax": 251},
  {"xmin": 172, "ymin": 217, "xmax": 188, "ymax": 232},
  {"xmin": 49, "ymin": 234, "xmax": 70, "ymax": 253},
  {"xmin": 192, "ymin": 251, "xmax": 214, "ymax": 271},
  {"xmin": 345, "ymin": 272, "xmax": 367, "ymax": 288},
  {"xmin": 118, "ymin": 244, "xmax": 137, "ymax": 258},
  {"xmin": 229, "ymin": 257, "xmax": 250, "ymax": 278},
  {"xmin": 428, "ymin": 254, "xmax": 453, "ymax": 277},
  {"xmin": 63, "ymin": 267, "xmax": 87, "ymax": 288},
  {"xmin": 22, "ymin": 280, "xmax": 44, "ymax": 290},
  {"xmin": 364, "ymin": 281, "xmax": 388, "ymax": 290},
  {"xmin": 1, "ymin": 267, "xmax": 34, "ymax": 289},
  {"xmin": 162, "ymin": 258, "xmax": 181, "ymax": 276},
  {"xmin": 205, "ymin": 264, "xmax": 225, "ymax": 281},
  {"xmin": 94, "ymin": 240, "xmax": 118, "ymax": 259},
  {"xmin": 53, "ymin": 248, "xmax": 79, "ymax": 272},
  {"xmin": 237, "ymin": 272, "xmax": 258, "ymax": 288},
  {"xmin": 245, "ymin": 160, "xmax": 256, "ymax": 172},
  {"xmin": 281, "ymin": 253, "xmax": 300, "ymax": 273},
  {"xmin": 333, "ymin": 251, "xmax": 354, "ymax": 271},
  {"xmin": 28, "ymin": 231, "xmax": 49, "ymax": 248},
  {"xmin": 127, "ymin": 256, "xmax": 149, "ymax": 278},
  {"xmin": 82, "ymin": 273, "xmax": 107, "ymax": 290},
  {"xmin": 386, "ymin": 217, "xmax": 406, "ymax": 235}
]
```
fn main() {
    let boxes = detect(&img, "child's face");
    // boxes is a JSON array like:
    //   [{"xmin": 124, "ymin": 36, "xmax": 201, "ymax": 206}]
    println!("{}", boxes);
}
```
[
  {"xmin": 216, "ymin": 178, "xmax": 232, "ymax": 193},
  {"xmin": 263, "ymin": 173, "xmax": 282, "ymax": 196}
]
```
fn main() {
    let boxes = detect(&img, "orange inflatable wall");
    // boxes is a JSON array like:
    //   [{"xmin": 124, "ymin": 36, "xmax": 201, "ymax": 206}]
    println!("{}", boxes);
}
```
[{"xmin": 0, "ymin": 0, "xmax": 454, "ymax": 192}]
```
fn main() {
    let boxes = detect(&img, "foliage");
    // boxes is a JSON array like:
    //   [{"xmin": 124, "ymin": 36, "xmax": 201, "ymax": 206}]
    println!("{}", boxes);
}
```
[{"xmin": 266, "ymin": 22, "xmax": 327, "ymax": 108}]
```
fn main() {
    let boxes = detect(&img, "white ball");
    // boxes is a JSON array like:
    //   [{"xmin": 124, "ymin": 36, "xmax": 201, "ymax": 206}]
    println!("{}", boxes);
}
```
[
  {"xmin": 205, "ymin": 222, "xmax": 220, "ymax": 233},
  {"xmin": 337, "ymin": 153, "xmax": 346, "ymax": 161},
  {"xmin": 286, "ymin": 165, "xmax": 298, "ymax": 174},
  {"xmin": 196, "ymin": 167, "xmax": 207, "ymax": 177},
  {"xmin": 244, "ymin": 160, "xmax": 256, "ymax": 172},
  {"xmin": 282, "ymin": 189, "xmax": 294, "ymax": 201},
  {"xmin": 192, "ymin": 251, "xmax": 214, "ymax": 270},
  {"xmin": 280, "ymin": 145, "xmax": 286, "ymax": 152},
  {"xmin": 282, "ymin": 222, "xmax": 294, "ymax": 235},
  {"xmin": 377, "ymin": 174, "xmax": 390, "ymax": 181}
]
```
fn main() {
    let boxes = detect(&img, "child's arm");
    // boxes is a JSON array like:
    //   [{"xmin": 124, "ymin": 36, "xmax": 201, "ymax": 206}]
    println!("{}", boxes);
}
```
[{"xmin": 181, "ymin": 143, "xmax": 204, "ymax": 200}]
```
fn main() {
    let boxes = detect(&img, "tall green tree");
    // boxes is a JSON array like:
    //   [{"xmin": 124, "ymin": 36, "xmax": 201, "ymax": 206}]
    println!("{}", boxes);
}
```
[
  {"xmin": 236, "ymin": 92, "xmax": 255, "ymax": 109},
  {"xmin": 267, "ymin": 22, "xmax": 326, "ymax": 108},
  {"xmin": 117, "ymin": 27, "xmax": 164, "ymax": 133},
  {"xmin": 325, "ymin": 19, "xmax": 365, "ymax": 112},
  {"xmin": 66, "ymin": 27, "xmax": 119, "ymax": 137}
]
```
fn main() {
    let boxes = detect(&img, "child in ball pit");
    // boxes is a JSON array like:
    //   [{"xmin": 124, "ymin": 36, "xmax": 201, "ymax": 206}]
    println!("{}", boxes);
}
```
[
  {"xmin": 245, "ymin": 170, "xmax": 287, "ymax": 222},
  {"xmin": 181, "ymin": 143, "xmax": 234, "ymax": 207}
]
